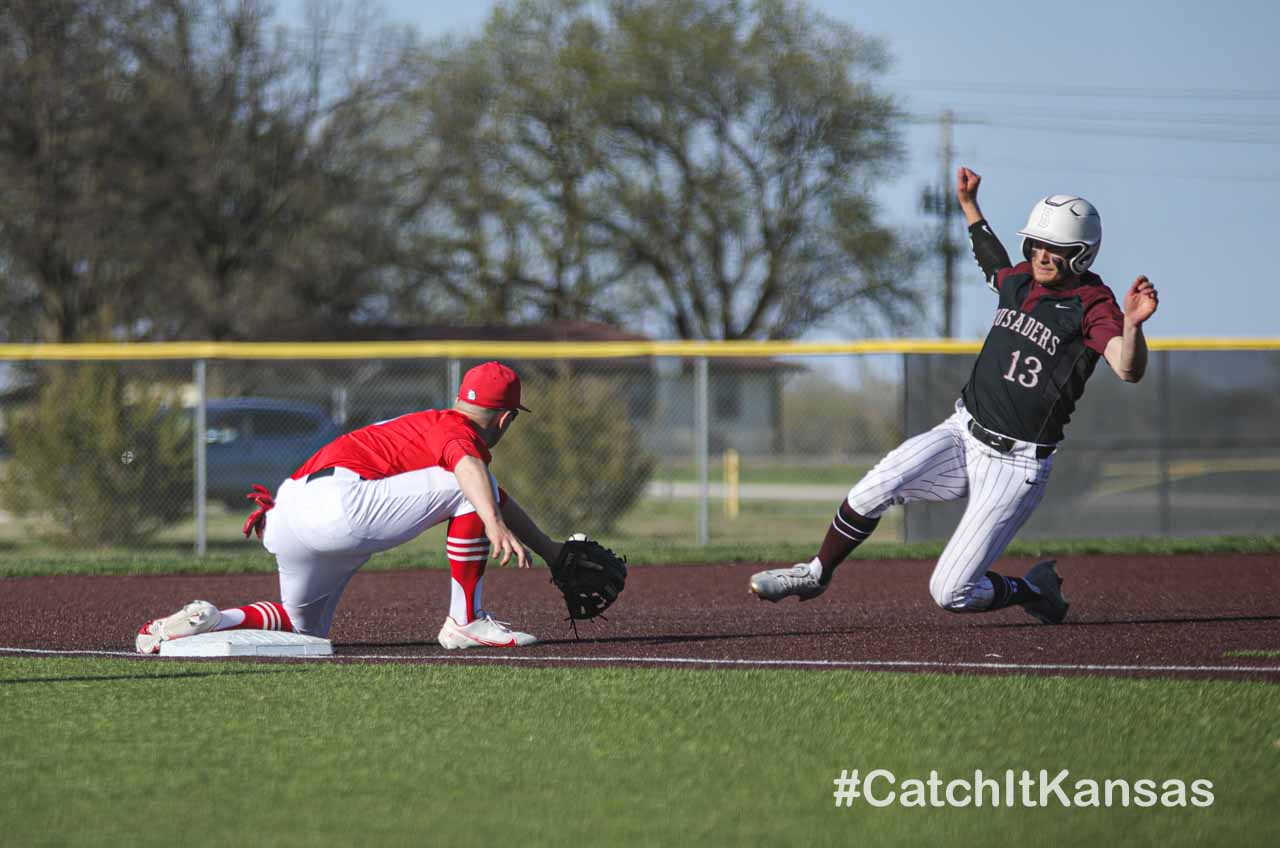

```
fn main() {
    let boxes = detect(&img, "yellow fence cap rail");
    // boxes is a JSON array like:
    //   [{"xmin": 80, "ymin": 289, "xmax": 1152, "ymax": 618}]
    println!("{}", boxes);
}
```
[{"xmin": 0, "ymin": 337, "xmax": 1276, "ymax": 360}]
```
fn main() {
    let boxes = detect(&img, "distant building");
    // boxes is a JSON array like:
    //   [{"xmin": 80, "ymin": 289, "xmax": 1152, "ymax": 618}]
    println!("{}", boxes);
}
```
[{"xmin": 245, "ymin": 320, "xmax": 797, "ymax": 456}]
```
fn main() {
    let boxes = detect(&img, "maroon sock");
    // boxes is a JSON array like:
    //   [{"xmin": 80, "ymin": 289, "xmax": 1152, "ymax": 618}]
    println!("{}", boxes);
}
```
[
  {"xmin": 816, "ymin": 502, "xmax": 879, "ymax": 583},
  {"xmin": 984, "ymin": 572, "xmax": 1039, "ymax": 610}
]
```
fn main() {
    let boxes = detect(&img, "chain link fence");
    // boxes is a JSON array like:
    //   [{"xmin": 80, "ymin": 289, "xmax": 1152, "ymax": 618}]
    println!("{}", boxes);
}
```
[
  {"xmin": 903, "ymin": 349, "xmax": 1280, "ymax": 539},
  {"xmin": 0, "ymin": 343, "xmax": 1276, "ymax": 553}
]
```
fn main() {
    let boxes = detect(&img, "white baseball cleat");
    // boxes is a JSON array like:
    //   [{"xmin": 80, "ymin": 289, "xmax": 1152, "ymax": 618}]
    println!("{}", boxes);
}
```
[
  {"xmin": 437, "ymin": 614, "xmax": 537, "ymax": 650},
  {"xmin": 136, "ymin": 600, "xmax": 223, "ymax": 654},
  {"xmin": 749, "ymin": 557, "xmax": 828, "ymax": 602}
]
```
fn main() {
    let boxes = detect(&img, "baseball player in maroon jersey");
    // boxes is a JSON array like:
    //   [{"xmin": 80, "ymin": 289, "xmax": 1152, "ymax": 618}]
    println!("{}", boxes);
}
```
[
  {"xmin": 136, "ymin": 361, "xmax": 564, "ymax": 652},
  {"xmin": 750, "ymin": 167, "xmax": 1159, "ymax": 622}
]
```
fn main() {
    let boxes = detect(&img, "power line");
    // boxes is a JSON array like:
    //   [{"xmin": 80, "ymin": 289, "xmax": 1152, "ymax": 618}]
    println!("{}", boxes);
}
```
[
  {"xmin": 982, "ymin": 160, "xmax": 1280, "ymax": 183},
  {"xmin": 908, "ymin": 106, "xmax": 1280, "ymax": 127},
  {"xmin": 887, "ymin": 79, "xmax": 1280, "ymax": 102},
  {"xmin": 961, "ymin": 118, "xmax": 1280, "ymax": 146},
  {"xmin": 904, "ymin": 110, "xmax": 1280, "ymax": 180},
  {"xmin": 902, "ymin": 112, "xmax": 1280, "ymax": 145}
]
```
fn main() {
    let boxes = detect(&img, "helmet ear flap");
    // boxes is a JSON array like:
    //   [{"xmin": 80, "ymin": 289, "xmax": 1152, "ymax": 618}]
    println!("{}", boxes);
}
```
[{"xmin": 1069, "ymin": 242, "xmax": 1101, "ymax": 276}]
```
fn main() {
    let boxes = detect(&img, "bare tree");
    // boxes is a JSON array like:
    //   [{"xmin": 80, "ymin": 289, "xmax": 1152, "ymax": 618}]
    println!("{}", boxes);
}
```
[
  {"xmin": 113, "ymin": 0, "xmax": 417, "ymax": 340},
  {"xmin": 392, "ymin": 0, "xmax": 921, "ymax": 339},
  {"xmin": 0, "ymin": 0, "xmax": 151, "ymax": 341},
  {"xmin": 0, "ymin": 0, "xmax": 416, "ymax": 342},
  {"xmin": 385, "ymin": 1, "xmax": 628, "ymax": 326},
  {"xmin": 1, "ymin": 0, "xmax": 920, "ymax": 342}
]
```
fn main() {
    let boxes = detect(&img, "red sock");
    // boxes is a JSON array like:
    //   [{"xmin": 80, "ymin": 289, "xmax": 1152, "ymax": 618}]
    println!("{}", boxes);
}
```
[
  {"xmin": 447, "ymin": 511, "xmax": 488, "ymax": 624},
  {"xmin": 216, "ymin": 602, "xmax": 293, "ymax": 632}
]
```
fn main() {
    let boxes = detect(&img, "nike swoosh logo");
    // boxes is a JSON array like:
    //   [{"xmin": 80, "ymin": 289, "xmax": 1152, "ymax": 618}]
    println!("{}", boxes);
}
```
[
  {"xmin": 1025, "ymin": 479, "xmax": 1038, "ymax": 485},
  {"xmin": 1054, "ymin": 303, "xmax": 1073, "ymax": 309}
]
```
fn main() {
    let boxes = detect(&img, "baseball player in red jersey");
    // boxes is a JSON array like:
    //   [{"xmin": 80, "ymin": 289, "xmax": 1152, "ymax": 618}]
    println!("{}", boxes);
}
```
[
  {"xmin": 136, "ymin": 361, "xmax": 565, "ymax": 652},
  {"xmin": 750, "ymin": 167, "xmax": 1159, "ymax": 622}
]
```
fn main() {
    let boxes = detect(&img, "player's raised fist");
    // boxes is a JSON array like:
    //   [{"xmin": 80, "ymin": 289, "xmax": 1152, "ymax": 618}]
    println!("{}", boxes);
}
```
[
  {"xmin": 1123, "ymin": 275, "xmax": 1158, "ymax": 324},
  {"xmin": 956, "ymin": 167, "xmax": 981, "ymax": 204}
]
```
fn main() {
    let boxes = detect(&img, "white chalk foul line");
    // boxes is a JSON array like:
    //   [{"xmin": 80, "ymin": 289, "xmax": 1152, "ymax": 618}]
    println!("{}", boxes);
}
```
[
  {"xmin": 2, "ymin": 645, "xmax": 1279, "ymax": 675},
  {"xmin": 1, "ymin": 647, "xmax": 137, "ymax": 657}
]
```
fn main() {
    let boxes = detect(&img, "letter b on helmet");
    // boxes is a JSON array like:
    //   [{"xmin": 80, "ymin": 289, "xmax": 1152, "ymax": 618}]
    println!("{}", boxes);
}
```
[{"xmin": 1018, "ymin": 195, "xmax": 1102, "ymax": 276}]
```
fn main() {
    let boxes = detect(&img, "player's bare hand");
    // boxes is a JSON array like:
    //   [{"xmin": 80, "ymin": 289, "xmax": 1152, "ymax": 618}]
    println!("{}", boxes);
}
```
[
  {"xmin": 956, "ymin": 166, "xmax": 982, "ymax": 204},
  {"xmin": 487, "ymin": 522, "xmax": 531, "ymax": 568},
  {"xmin": 1123, "ymin": 275, "xmax": 1158, "ymax": 325}
]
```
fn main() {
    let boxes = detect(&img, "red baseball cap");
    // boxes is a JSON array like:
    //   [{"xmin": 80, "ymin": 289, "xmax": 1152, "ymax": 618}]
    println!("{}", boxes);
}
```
[{"xmin": 457, "ymin": 361, "xmax": 531, "ymax": 412}]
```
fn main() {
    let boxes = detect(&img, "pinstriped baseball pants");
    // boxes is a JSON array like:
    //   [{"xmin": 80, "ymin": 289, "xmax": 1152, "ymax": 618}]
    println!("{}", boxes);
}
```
[{"xmin": 846, "ymin": 401, "xmax": 1054, "ymax": 611}]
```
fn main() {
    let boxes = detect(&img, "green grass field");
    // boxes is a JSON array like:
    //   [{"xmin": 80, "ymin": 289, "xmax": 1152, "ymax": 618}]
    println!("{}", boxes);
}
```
[
  {"xmin": 4, "ymin": 536, "xmax": 1278, "ymax": 844},
  {"xmin": 1, "ymin": 533, "xmax": 1277, "ymax": 577},
  {"xmin": 1, "ymin": 658, "xmax": 1276, "ymax": 846}
]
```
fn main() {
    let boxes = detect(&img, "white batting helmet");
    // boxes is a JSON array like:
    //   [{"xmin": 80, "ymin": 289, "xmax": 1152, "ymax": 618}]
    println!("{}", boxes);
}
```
[{"xmin": 1017, "ymin": 194, "xmax": 1102, "ymax": 276}]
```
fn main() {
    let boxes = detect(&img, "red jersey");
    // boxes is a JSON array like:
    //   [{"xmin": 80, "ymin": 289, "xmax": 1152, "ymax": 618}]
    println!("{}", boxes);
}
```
[{"xmin": 292, "ymin": 409, "xmax": 492, "ymax": 480}]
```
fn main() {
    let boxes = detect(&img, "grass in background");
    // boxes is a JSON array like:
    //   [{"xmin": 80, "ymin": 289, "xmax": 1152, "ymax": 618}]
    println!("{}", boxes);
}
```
[
  {"xmin": 606, "ymin": 496, "xmax": 906, "ymax": 545},
  {"xmin": 1, "ymin": 657, "xmax": 1275, "ymax": 846},
  {"xmin": 0, "ymin": 532, "xmax": 1278, "ymax": 578},
  {"xmin": 653, "ymin": 456, "xmax": 876, "ymax": 486},
  {"xmin": 0, "ymin": 492, "xmax": 874, "ymax": 556}
]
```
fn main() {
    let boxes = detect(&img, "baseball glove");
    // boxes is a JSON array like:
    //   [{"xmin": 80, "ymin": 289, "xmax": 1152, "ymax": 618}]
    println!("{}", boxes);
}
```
[{"xmin": 549, "ymin": 534, "xmax": 628, "ymax": 625}]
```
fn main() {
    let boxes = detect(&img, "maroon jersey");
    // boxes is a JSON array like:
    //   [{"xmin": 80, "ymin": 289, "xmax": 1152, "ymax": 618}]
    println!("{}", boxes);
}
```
[
  {"xmin": 292, "ymin": 409, "xmax": 491, "ymax": 480},
  {"xmin": 961, "ymin": 262, "xmax": 1123, "ymax": 444}
]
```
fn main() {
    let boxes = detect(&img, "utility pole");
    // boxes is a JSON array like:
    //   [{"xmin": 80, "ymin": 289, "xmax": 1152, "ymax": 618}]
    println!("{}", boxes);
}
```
[{"xmin": 920, "ymin": 109, "xmax": 958, "ymax": 337}]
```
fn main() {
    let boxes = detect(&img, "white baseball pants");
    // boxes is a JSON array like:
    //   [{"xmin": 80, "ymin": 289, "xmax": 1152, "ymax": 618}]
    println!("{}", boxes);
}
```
[
  {"xmin": 846, "ymin": 401, "xmax": 1055, "ymax": 611},
  {"xmin": 261, "ymin": 466, "xmax": 499, "ymax": 636}
]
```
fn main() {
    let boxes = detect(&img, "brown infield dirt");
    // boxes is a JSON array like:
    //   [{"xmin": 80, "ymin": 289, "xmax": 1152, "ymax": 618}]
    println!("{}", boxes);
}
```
[{"xmin": 2, "ymin": 554, "xmax": 1279, "ymax": 681}]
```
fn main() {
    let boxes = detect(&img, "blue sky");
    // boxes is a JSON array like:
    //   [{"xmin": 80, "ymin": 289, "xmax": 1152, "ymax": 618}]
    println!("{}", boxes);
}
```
[{"xmin": 277, "ymin": 0, "xmax": 1280, "ymax": 339}]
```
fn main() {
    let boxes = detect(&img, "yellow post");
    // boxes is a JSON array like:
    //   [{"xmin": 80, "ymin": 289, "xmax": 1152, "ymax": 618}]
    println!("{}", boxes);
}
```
[{"xmin": 724, "ymin": 448, "xmax": 740, "ymax": 520}]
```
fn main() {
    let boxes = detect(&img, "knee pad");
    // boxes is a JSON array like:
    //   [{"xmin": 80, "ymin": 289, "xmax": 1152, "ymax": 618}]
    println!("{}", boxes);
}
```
[{"xmin": 929, "ymin": 577, "xmax": 993, "ymax": 613}]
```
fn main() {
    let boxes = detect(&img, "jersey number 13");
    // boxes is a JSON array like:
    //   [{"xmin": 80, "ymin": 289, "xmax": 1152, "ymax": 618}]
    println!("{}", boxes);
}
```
[{"xmin": 1003, "ymin": 350, "xmax": 1043, "ymax": 388}]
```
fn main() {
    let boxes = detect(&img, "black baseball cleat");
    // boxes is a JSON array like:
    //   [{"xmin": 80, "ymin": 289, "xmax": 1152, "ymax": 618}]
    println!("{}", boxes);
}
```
[{"xmin": 1022, "ymin": 559, "xmax": 1070, "ymax": 625}]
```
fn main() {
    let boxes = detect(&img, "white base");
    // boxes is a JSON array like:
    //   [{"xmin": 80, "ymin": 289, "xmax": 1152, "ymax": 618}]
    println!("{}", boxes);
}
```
[{"xmin": 158, "ymin": 630, "xmax": 333, "ymax": 657}]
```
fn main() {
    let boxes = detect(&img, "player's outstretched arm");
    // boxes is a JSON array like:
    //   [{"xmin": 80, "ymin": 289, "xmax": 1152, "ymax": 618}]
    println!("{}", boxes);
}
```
[
  {"xmin": 957, "ymin": 166, "xmax": 1012, "ymax": 286},
  {"xmin": 1104, "ymin": 275, "xmax": 1159, "ymax": 382},
  {"xmin": 500, "ymin": 494, "xmax": 562, "ymax": 566},
  {"xmin": 956, "ymin": 166, "xmax": 985, "ymax": 225},
  {"xmin": 454, "ymin": 455, "xmax": 530, "ymax": 568}
]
